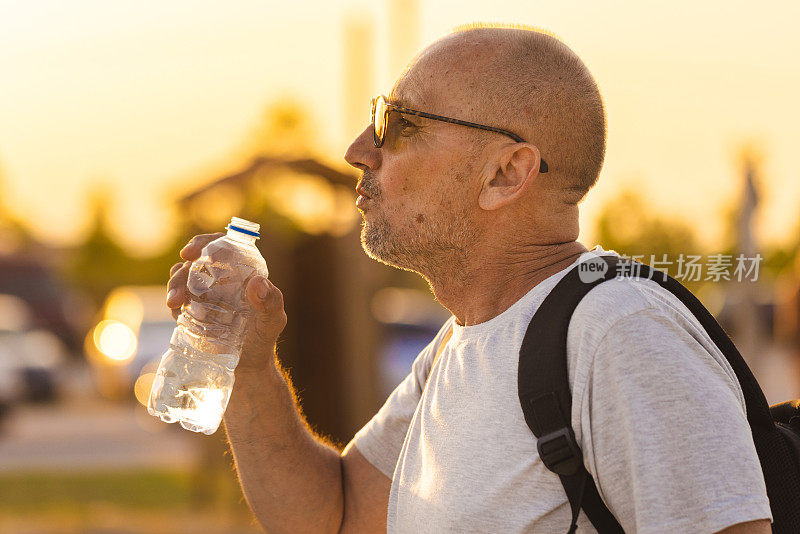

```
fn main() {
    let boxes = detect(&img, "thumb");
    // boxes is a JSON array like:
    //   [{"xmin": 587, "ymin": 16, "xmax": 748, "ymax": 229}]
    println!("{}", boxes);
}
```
[
  {"xmin": 244, "ymin": 275, "xmax": 287, "ymax": 344},
  {"xmin": 246, "ymin": 276, "xmax": 284, "ymax": 313}
]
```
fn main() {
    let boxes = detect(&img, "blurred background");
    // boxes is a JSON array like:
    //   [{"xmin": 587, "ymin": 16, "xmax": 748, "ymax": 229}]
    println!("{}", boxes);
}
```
[{"xmin": 1, "ymin": 0, "xmax": 799, "ymax": 532}]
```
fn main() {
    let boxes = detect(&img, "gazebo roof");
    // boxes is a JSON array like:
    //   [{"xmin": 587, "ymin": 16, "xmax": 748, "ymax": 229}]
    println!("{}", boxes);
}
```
[{"xmin": 179, "ymin": 156, "xmax": 356, "ymax": 206}]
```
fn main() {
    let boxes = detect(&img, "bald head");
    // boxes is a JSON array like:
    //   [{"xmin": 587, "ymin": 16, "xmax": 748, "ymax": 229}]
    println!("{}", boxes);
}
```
[{"xmin": 395, "ymin": 25, "xmax": 606, "ymax": 203}]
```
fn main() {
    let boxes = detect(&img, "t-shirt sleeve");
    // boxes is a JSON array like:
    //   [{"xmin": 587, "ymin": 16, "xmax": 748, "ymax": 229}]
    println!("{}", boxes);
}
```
[
  {"xmin": 347, "ymin": 318, "xmax": 454, "ymax": 479},
  {"xmin": 570, "ymin": 307, "xmax": 772, "ymax": 534}
]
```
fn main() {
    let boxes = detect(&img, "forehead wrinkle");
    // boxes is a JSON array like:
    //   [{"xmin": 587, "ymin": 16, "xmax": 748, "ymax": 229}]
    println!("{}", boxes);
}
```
[{"xmin": 389, "ymin": 77, "xmax": 430, "ymax": 111}]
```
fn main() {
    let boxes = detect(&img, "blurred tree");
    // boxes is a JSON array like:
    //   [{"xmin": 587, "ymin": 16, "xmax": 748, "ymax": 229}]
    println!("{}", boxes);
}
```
[
  {"xmin": 63, "ymin": 188, "xmax": 132, "ymax": 305},
  {"xmin": 238, "ymin": 98, "xmax": 315, "ymax": 159},
  {"xmin": 0, "ymin": 159, "xmax": 35, "ymax": 254},
  {"xmin": 595, "ymin": 190, "xmax": 702, "ymax": 254},
  {"xmin": 594, "ymin": 189, "xmax": 705, "ymax": 292},
  {"xmin": 62, "ymin": 186, "xmax": 185, "ymax": 306},
  {"xmin": 764, "ymin": 224, "xmax": 800, "ymax": 280}
]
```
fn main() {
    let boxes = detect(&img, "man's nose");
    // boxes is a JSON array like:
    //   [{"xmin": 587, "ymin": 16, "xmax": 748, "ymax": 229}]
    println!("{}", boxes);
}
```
[{"xmin": 344, "ymin": 125, "xmax": 381, "ymax": 171}]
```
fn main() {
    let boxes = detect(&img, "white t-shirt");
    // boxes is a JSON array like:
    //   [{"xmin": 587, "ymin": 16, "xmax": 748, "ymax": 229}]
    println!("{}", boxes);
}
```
[{"xmin": 350, "ymin": 248, "xmax": 772, "ymax": 533}]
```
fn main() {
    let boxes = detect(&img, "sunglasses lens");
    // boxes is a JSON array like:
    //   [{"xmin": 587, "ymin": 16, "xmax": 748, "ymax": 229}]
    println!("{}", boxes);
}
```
[{"xmin": 373, "ymin": 96, "xmax": 388, "ymax": 147}]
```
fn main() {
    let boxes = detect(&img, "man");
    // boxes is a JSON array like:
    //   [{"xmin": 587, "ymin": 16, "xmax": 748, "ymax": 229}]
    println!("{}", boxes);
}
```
[{"xmin": 167, "ymin": 25, "xmax": 773, "ymax": 533}]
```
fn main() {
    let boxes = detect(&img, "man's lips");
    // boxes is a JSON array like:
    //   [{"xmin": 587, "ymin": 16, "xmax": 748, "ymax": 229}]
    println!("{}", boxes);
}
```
[
  {"xmin": 355, "ymin": 184, "xmax": 371, "ymax": 199},
  {"xmin": 355, "ymin": 184, "xmax": 373, "ymax": 209}
]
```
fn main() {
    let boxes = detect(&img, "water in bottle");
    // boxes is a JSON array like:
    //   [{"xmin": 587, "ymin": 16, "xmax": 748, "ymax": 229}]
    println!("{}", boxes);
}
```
[{"xmin": 148, "ymin": 217, "xmax": 268, "ymax": 434}]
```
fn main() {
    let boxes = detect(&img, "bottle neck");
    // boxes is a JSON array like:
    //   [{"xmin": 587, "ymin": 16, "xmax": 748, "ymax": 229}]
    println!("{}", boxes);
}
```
[{"xmin": 226, "ymin": 229, "xmax": 257, "ymax": 246}]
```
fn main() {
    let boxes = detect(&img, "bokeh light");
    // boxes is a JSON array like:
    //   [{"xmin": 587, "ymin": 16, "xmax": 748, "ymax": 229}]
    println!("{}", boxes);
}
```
[
  {"xmin": 93, "ymin": 320, "xmax": 137, "ymax": 363},
  {"xmin": 133, "ymin": 372, "xmax": 156, "ymax": 407}
]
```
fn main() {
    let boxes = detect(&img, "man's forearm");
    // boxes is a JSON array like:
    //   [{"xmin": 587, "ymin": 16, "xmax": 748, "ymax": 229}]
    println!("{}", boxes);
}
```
[{"xmin": 224, "ymin": 347, "xmax": 343, "ymax": 534}]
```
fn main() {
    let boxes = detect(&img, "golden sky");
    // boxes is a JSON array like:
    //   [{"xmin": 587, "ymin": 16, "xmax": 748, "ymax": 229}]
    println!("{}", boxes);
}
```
[{"xmin": 1, "ymin": 0, "xmax": 798, "ymax": 255}]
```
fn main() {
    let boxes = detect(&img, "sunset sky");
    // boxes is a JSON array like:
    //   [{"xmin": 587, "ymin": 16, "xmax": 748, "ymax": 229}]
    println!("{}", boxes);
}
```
[{"xmin": 1, "ymin": 0, "xmax": 798, "ymax": 256}]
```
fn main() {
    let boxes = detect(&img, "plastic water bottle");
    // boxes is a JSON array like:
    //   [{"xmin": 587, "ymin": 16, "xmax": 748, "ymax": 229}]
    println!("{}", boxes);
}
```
[{"xmin": 148, "ymin": 217, "xmax": 268, "ymax": 434}]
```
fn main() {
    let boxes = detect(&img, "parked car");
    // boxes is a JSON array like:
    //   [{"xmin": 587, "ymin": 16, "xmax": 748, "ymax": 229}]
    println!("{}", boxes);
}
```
[
  {"xmin": 0, "ymin": 294, "xmax": 67, "ymax": 407},
  {"xmin": 371, "ymin": 287, "xmax": 451, "ymax": 396},
  {"xmin": 85, "ymin": 286, "xmax": 174, "ymax": 401},
  {"xmin": 0, "ymin": 255, "xmax": 84, "ymax": 353}
]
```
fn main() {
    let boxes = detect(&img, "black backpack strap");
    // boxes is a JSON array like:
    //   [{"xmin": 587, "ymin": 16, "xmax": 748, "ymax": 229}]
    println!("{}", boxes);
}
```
[
  {"xmin": 519, "ymin": 254, "xmax": 790, "ymax": 533},
  {"xmin": 519, "ymin": 255, "xmax": 629, "ymax": 533}
]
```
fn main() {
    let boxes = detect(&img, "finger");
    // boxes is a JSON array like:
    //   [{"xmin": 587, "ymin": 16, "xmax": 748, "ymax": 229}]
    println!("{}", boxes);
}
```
[
  {"xmin": 179, "ymin": 232, "xmax": 225, "ymax": 261},
  {"xmin": 246, "ymin": 276, "xmax": 283, "ymax": 311},
  {"xmin": 166, "ymin": 262, "xmax": 190, "ymax": 308},
  {"xmin": 171, "ymin": 307, "xmax": 181, "ymax": 321},
  {"xmin": 169, "ymin": 262, "xmax": 184, "ymax": 276},
  {"xmin": 245, "ymin": 276, "xmax": 287, "ymax": 341}
]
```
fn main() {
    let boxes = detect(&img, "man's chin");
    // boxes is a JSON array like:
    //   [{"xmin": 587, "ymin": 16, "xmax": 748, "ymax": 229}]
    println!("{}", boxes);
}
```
[
  {"xmin": 360, "ymin": 227, "xmax": 415, "ymax": 272},
  {"xmin": 360, "ymin": 235, "xmax": 397, "ymax": 266}
]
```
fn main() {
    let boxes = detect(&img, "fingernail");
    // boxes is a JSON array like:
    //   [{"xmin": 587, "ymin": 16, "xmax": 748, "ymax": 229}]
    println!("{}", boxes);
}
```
[
  {"xmin": 257, "ymin": 279, "xmax": 269, "ymax": 299},
  {"xmin": 166, "ymin": 289, "xmax": 177, "ymax": 304}
]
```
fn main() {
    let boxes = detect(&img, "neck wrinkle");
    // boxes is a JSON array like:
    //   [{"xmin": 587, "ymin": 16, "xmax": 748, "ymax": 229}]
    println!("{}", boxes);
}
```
[{"xmin": 428, "ymin": 240, "xmax": 588, "ymax": 327}]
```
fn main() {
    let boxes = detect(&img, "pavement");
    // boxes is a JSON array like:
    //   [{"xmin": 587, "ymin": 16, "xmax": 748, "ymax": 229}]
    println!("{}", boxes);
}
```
[
  {"xmin": 0, "ymin": 364, "xmax": 256, "ymax": 534},
  {"xmin": 0, "ymin": 365, "xmax": 200, "ymax": 472}
]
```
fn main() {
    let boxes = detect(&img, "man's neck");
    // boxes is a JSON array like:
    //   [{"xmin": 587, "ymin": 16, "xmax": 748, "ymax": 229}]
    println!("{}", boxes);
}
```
[{"xmin": 429, "ymin": 241, "xmax": 589, "ymax": 327}]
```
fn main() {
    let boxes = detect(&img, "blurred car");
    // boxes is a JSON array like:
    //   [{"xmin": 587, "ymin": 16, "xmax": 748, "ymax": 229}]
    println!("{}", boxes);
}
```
[
  {"xmin": 0, "ymin": 294, "xmax": 67, "ymax": 407},
  {"xmin": 85, "ymin": 286, "xmax": 174, "ymax": 401},
  {"xmin": 0, "ymin": 256, "xmax": 84, "ymax": 353},
  {"xmin": 0, "ymin": 371, "xmax": 14, "ymax": 429},
  {"xmin": 371, "ymin": 287, "xmax": 451, "ymax": 396}
]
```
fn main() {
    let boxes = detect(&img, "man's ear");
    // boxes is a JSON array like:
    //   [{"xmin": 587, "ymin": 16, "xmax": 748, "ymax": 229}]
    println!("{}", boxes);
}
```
[{"xmin": 478, "ymin": 144, "xmax": 545, "ymax": 211}]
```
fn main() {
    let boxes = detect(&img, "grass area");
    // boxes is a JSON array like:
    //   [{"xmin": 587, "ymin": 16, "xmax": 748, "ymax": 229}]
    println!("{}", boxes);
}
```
[
  {"xmin": 0, "ymin": 469, "xmax": 195, "ymax": 512},
  {"xmin": 0, "ymin": 509, "xmax": 263, "ymax": 534},
  {"xmin": 0, "ymin": 469, "xmax": 261, "ymax": 533}
]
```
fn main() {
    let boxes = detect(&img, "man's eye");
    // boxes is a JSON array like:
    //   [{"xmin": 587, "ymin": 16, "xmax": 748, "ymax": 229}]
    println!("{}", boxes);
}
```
[{"xmin": 399, "ymin": 117, "xmax": 418, "ymax": 133}]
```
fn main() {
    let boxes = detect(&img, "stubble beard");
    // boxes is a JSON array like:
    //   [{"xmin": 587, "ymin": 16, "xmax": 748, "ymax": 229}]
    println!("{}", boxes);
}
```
[{"xmin": 360, "ymin": 203, "xmax": 475, "ymax": 280}]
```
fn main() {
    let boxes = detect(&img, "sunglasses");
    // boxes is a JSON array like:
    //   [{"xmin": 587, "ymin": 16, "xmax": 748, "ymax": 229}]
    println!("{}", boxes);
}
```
[{"xmin": 370, "ymin": 95, "xmax": 548, "ymax": 173}]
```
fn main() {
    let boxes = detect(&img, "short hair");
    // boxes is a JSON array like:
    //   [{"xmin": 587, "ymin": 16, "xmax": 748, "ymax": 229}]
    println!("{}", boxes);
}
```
[{"xmin": 442, "ymin": 24, "xmax": 607, "ymax": 203}]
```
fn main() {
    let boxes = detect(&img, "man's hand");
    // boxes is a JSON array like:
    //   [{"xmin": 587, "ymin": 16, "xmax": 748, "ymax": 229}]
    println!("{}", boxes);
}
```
[
  {"xmin": 167, "ymin": 234, "xmax": 389, "ymax": 532},
  {"xmin": 165, "ymin": 232, "xmax": 288, "ymax": 368}
]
